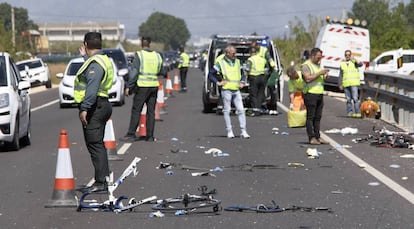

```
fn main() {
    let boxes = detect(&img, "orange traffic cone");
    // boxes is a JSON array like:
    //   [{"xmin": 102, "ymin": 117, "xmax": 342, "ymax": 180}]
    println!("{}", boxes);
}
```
[
  {"xmin": 173, "ymin": 70, "xmax": 180, "ymax": 91},
  {"xmin": 104, "ymin": 117, "xmax": 122, "ymax": 161},
  {"xmin": 165, "ymin": 73, "xmax": 173, "ymax": 97},
  {"xmin": 137, "ymin": 104, "xmax": 147, "ymax": 137},
  {"xmin": 45, "ymin": 130, "xmax": 77, "ymax": 208},
  {"xmin": 157, "ymin": 79, "xmax": 167, "ymax": 115}
]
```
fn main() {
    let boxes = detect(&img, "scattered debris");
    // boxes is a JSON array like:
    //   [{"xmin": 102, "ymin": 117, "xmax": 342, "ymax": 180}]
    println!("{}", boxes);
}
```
[
  {"xmin": 358, "ymin": 164, "xmax": 367, "ymax": 168},
  {"xmin": 325, "ymin": 127, "xmax": 358, "ymax": 135},
  {"xmin": 272, "ymin": 127, "xmax": 279, "ymax": 135},
  {"xmin": 191, "ymin": 172, "xmax": 216, "ymax": 177},
  {"xmin": 288, "ymin": 162, "xmax": 304, "ymax": 168},
  {"xmin": 306, "ymin": 148, "xmax": 321, "ymax": 159},
  {"xmin": 368, "ymin": 182, "xmax": 380, "ymax": 186},
  {"xmin": 400, "ymin": 154, "xmax": 414, "ymax": 158},
  {"xmin": 149, "ymin": 210, "xmax": 165, "ymax": 218},
  {"xmin": 331, "ymin": 190, "xmax": 343, "ymax": 194},
  {"xmin": 389, "ymin": 164, "xmax": 400, "ymax": 169}
]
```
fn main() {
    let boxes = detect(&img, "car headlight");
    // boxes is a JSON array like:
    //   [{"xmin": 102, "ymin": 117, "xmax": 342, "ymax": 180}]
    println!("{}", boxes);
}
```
[
  {"xmin": 62, "ymin": 82, "xmax": 73, "ymax": 88},
  {"xmin": 0, "ymin": 93, "xmax": 10, "ymax": 109}
]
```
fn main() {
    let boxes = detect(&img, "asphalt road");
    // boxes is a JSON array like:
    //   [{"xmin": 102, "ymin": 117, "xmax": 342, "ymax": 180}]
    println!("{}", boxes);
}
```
[{"xmin": 0, "ymin": 68, "xmax": 413, "ymax": 228}]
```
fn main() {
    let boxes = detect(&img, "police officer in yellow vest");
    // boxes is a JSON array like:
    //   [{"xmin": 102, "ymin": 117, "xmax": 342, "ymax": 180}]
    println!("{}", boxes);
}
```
[
  {"xmin": 338, "ymin": 50, "xmax": 363, "ymax": 118},
  {"xmin": 287, "ymin": 67, "xmax": 305, "ymax": 111},
  {"xmin": 75, "ymin": 32, "xmax": 113, "ymax": 192},
  {"xmin": 121, "ymin": 36, "xmax": 165, "ymax": 142},
  {"xmin": 208, "ymin": 45, "xmax": 250, "ymax": 139},
  {"xmin": 301, "ymin": 48, "xmax": 330, "ymax": 145},
  {"xmin": 246, "ymin": 46, "xmax": 267, "ymax": 116},
  {"xmin": 178, "ymin": 46, "xmax": 190, "ymax": 92}
]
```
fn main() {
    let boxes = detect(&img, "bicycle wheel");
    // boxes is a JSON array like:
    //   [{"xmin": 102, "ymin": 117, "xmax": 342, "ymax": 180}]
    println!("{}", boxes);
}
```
[{"xmin": 152, "ymin": 194, "xmax": 221, "ymax": 212}]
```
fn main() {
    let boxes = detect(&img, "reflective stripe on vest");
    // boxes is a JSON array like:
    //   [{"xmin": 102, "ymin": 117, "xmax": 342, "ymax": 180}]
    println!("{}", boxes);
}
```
[
  {"xmin": 340, "ymin": 61, "xmax": 361, "ymax": 87},
  {"xmin": 302, "ymin": 60, "xmax": 324, "ymax": 94},
  {"xmin": 219, "ymin": 58, "xmax": 241, "ymax": 90},
  {"xmin": 178, "ymin": 52, "xmax": 190, "ymax": 68},
  {"xmin": 137, "ymin": 50, "xmax": 161, "ymax": 87},
  {"xmin": 74, "ymin": 54, "xmax": 114, "ymax": 103},
  {"xmin": 248, "ymin": 54, "xmax": 266, "ymax": 76}
]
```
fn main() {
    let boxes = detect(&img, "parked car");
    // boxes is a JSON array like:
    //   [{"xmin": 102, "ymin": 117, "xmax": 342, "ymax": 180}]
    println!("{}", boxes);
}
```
[
  {"xmin": 16, "ymin": 58, "xmax": 52, "ymax": 88},
  {"xmin": 202, "ymin": 35, "xmax": 283, "ymax": 113},
  {"xmin": 102, "ymin": 48, "xmax": 129, "ymax": 83},
  {"xmin": 56, "ymin": 57, "xmax": 125, "ymax": 108},
  {"xmin": 0, "ymin": 52, "xmax": 31, "ymax": 151},
  {"xmin": 369, "ymin": 49, "xmax": 414, "ymax": 76}
]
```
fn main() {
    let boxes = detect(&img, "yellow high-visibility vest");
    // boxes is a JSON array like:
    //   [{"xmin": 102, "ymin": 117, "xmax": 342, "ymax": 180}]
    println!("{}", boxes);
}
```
[
  {"xmin": 74, "ymin": 54, "xmax": 114, "ymax": 103},
  {"xmin": 302, "ymin": 60, "xmax": 324, "ymax": 94},
  {"xmin": 218, "ymin": 58, "xmax": 242, "ymax": 90},
  {"xmin": 340, "ymin": 61, "xmax": 361, "ymax": 87},
  {"xmin": 136, "ymin": 50, "xmax": 162, "ymax": 87},
  {"xmin": 247, "ymin": 54, "xmax": 266, "ymax": 76}
]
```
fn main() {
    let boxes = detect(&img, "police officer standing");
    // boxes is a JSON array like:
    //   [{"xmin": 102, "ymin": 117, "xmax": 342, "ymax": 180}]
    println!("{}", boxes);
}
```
[
  {"xmin": 75, "ymin": 32, "xmax": 113, "ymax": 192},
  {"xmin": 121, "ymin": 36, "xmax": 164, "ymax": 142},
  {"xmin": 301, "ymin": 48, "xmax": 329, "ymax": 145},
  {"xmin": 178, "ymin": 46, "xmax": 190, "ymax": 92},
  {"xmin": 246, "ymin": 46, "xmax": 267, "ymax": 116}
]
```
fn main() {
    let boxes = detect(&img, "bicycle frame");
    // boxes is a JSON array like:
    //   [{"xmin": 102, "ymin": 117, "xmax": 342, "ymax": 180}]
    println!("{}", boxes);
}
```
[{"xmin": 77, "ymin": 157, "xmax": 157, "ymax": 212}]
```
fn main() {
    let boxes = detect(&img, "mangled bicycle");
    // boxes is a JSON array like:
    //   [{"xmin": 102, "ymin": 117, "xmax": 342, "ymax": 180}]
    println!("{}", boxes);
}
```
[
  {"xmin": 76, "ymin": 157, "xmax": 157, "ymax": 213},
  {"xmin": 151, "ymin": 185, "xmax": 221, "ymax": 214}
]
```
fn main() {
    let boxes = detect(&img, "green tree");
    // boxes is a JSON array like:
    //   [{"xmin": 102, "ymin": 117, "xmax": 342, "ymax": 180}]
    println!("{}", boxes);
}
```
[
  {"xmin": 0, "ymin": 3, "xmax": 38, "ymax": 53},
  {"xmin": 274, "ymin": 15, "xmax": 322, "ymax": 69},
  {"xmin": 349, "ymin": 0, "xmax": 414, "ymax": 57},
  {"xmin": 138, "ymin": 12, "xmax": 190, "ymax": 50},
  {"xmin": 0, "ymin": 19, "xmax": 13, "ymax": 52}
]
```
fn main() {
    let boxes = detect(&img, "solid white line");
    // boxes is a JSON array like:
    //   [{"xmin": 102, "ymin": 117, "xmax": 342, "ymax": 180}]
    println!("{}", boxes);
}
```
[
  {"xmin": 118, "ymin": 143, "xmax": 132, "ymax": 155},
  {"xmin": 278, "ymin": 102, "xmax": 414, "ymax": 205},
  {"xmin": 31, "ymin": 99, "xmax": 59, "ymax": 112}
]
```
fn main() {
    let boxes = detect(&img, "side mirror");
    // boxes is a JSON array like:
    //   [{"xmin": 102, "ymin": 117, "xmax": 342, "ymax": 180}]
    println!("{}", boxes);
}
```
[
  {"xmin": 18, "ymin": 80, "xmax": 31, "ymax": 91},
  {"xmin": 56, "ymin": 73, "xmax": 64, "ymax": 78}
]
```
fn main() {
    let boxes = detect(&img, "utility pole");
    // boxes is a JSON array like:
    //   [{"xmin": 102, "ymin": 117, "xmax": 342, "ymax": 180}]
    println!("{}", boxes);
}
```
[{"xmin": 11, "ymin": 7, "xmax": 16, "ymax": 50}]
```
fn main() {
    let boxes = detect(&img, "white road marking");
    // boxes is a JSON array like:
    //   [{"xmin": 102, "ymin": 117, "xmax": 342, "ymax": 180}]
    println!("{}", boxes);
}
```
[
  {"xmin": 118, "ymin": 143, "xmax": 131, "ymax": 155},
  {"xmin": 31, "ymin": 99, "xmax": 59, "ymax": 112},
  {"xmin": 278, "ymin": 101, "xmax": 414, "ymax": 205}
]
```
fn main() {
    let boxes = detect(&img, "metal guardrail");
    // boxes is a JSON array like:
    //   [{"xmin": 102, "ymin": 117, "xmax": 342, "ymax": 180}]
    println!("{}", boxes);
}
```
[{"xmin": 362, "ymin": 70, "xmax": 414, "ymax": 132}]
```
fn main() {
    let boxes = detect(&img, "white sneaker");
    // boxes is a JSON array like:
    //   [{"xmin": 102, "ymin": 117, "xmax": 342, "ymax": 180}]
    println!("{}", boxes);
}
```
[
  {"xmin": 240, "ymin": 131, "xmax": 250, "ymax": 139},
  {"xmin": 227, "ymin": 131, "xmax": 235, "ymax": 139}
]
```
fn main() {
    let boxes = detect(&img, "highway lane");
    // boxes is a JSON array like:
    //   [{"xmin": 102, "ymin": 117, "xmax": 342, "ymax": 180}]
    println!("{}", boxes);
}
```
[{"xmin": 0, "ymin": 68, "xmax": 413, "ymax": 228}]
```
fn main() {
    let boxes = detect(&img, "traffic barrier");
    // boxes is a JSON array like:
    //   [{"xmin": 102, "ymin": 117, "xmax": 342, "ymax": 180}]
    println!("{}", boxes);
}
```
[
  {"xmin": 165, "ymin": 73, "xmax": 173, "ymax": 97},
  {"xmin": 45, "ymin": 130, "xmax": 78, "ymax": 208},
  {"xmin": 104, "ymin": 117, "xmax": 122, "ymax": 161},
  {"xmin": 173, "ymin": 70, "xmax": 180, "ymax": 91},
  {"xmin": 137, "ymin": 104, "xmax": 147, "ymax": 137}
]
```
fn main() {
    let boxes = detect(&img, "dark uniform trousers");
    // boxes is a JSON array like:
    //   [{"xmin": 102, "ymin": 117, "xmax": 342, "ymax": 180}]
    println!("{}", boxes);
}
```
[
  {"xmin": 127, "ymin": 86, "xmax": 158, "ymax": 138},
  {"xmin": 82, "ymin": 96, "xmax": 112, "ymax": 183},
  {"xmin": 303, "ymin": 93, "xmax": 324, "ymax": 140},
  {"xmin": 248, "ymin": 74, "xmax": 266, "ymax": 109}
]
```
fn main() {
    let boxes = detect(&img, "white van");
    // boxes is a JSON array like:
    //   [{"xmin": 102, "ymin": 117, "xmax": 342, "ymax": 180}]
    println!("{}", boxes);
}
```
[
  {"xmin": 368, "ymin": 49, "xmax": 414, "ymax": 75},
  {"xmin": 315, "ymin": 20, "xmax": 370, "ymax": 87}
]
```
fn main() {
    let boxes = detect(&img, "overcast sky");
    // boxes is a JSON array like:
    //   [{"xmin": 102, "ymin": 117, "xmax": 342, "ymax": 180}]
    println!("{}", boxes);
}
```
[{"xmin": 2, "ymin": 0, "xmax": 410, "ymax": 41}]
